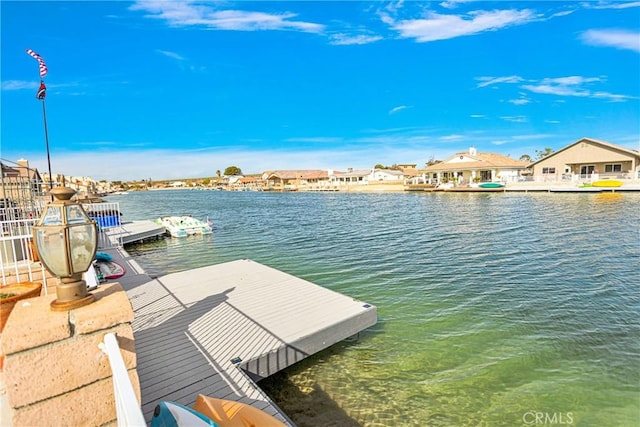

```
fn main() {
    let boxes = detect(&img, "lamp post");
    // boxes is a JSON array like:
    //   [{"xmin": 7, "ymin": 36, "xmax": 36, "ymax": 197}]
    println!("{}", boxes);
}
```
[{"xmin": 33, "ymin": 187, "xmax": 98, "ymax": 311}]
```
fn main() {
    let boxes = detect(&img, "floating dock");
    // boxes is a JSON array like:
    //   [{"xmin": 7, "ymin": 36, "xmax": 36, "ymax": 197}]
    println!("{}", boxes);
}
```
[
  {"xmin": 111, "ymin": 252, "xmax": 377, "ymax": 425},
  {"xmin": 99, "ymin": 220, "xmax": 166, "ymax": 247}
]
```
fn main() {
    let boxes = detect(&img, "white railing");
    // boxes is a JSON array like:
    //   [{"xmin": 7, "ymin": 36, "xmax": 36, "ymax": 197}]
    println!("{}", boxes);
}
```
[
  {"xmin": 83, "ymin": 202, "xmax": 124, "ymax": 249},
  {"xmin": 99, "ymin": 333, "xmax": 146, "ymax": 427},
  {"xmin": 0, "ymin": 217, "xmax": 48, "ymax": 288},
  {"xmin": 0, "ymin": 202, "xmax": 122, "ymax": 285}
]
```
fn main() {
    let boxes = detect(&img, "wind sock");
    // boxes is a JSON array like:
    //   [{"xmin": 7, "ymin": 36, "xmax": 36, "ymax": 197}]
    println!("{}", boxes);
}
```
[
  {"xmin": 36, "ymin": 82, "xmax": 47, "ymax": 100},
  {"xmin": 26, "ymin": 49, "xmax": 48, "ymax": 78}
]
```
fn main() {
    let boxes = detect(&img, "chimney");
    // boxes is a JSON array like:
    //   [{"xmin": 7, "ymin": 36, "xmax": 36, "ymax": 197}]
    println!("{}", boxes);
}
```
[
  {"xmin": 17, "ymin": 159, "xmax": 29, "ymax": 168},
  {"xmin": 469, "ymin": 146, "xmax": 477, "ymax": 156}
]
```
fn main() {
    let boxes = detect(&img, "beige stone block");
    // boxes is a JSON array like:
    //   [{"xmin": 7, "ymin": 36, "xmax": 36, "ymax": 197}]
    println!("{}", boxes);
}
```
[
  {"xmin": 5, "ymin": 325, "xmax": 136, "ymax": 408},
  {"xmin": 11, "ymin": 372, "xmax": 141, "ymax": 427},
  {"xmin": 1, "ymin": 293, "xmax": 71, "ymax": 355},
  {"xmin": 72, "ymin": 283, "xmax": 134, "ymax": 335}
]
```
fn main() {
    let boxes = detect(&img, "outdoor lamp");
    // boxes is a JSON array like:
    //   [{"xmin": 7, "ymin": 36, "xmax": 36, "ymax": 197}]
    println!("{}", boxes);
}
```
[{"xmin": 33, "ymin": 187, "xmax": 98, "ymax": 311}]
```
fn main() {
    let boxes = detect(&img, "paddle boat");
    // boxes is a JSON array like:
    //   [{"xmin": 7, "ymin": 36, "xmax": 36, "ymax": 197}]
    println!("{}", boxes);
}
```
[
  {"xmin": 592, "ymin": 179, "xmax": 623, "ymax": 188},
  {"xmin": 151, "ymin": 394, "xmax": 285, "ymax": 427},
  {"xmin": 155, "ymin": 215, "xmax": 213, "ymax": 238},
  {"xmin": 478, "ymin": 182, "xmax": 505, "ymax": 189}
]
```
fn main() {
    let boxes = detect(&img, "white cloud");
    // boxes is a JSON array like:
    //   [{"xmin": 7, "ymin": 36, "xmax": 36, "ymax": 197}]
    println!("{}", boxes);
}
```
[
  {"xmin": 439, "ymin": 0, "xmax": 475, "ymax": 10},
  {"xmin": 1, "ymin": 80, "xmax": 38, "ymax": 91},
  {"xmin": 389, "ymin": 9, "xmax": 536, "ymax": 42},
  {"xmin": 476, "ymin": 75, "xmax": 524, "ymax": 88},
  {"xmin": 389, "ymin": 105, "xmax": 409, "ymax": 114},
  {"xmin": 500, "ymin": 116, "xmax": 528, "ymax": 123},
  {"xmin": 329, "ymin": 34, "xmax": 383, "ymax": 45},
  {"xmin": 580, "ymin": 29, "xmax": 640, "ymax": 53},
  {"xmin": 22, "ymin": 144, "xmax": 435, "ymax": 181},
  {"xmin": 479, "ymin": 74, "xmax": 633, "ymax": 102},
  {"xmin": 156, "ymin": 50, "xmax": 185, "ymax": 60},
  {"xmin": 130, "ymin": 1, "xmax": 324, "ymax": 33},
  {"xmin": 439, "ymin": 134, "xmax": 465, "ymax": 141},
  {"xmin": 588, "ymin": 1, "xmax": 640, "ymax": 10}
]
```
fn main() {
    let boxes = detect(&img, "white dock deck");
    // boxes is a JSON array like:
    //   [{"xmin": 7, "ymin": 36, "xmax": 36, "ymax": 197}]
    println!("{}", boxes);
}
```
[
  {"xmin": 100, "ymin": 220, "xmax": 166, "ymax": 247},
  {"xmin": 117, "ymin": 258, "xmax": 377, "ymax": 425}
]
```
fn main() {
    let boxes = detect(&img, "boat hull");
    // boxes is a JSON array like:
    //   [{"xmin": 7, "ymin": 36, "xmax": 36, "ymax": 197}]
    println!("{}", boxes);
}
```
[
  {"xmin": 94, "ymin": 260, "xmax": 126, "ymax": 280},
  {"xmin": 151, "ymin": 401, "xmax": 217, "ymax": 427},
  {"xmin": 592, "ymin": 180, "xmax": 623, "ymax": 187},
  {"xmin": 156, "ymin": 216, "xmax": 213, "ymax": 237},
  {"xmin": 194, "ymin": 394, "xmax": 286, "ymax": 427},
  {"xmin": 478, "ymin": 182, "xmax": 504, "ymax": 188}
]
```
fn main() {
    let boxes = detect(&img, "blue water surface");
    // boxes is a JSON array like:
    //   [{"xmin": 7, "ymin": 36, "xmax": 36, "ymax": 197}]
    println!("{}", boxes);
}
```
[{"xmin": 113, "ymin": 190, "xmax": 640, "ymax": 427}]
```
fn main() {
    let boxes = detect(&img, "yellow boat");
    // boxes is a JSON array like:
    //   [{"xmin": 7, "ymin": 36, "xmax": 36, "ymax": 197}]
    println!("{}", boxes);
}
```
[
  {"xmin": 193, "ymin": 394, "xmax": 286, "ymax": 427},
  {"xmin": 592, "ymin": 179, "xmax": 623, "ymax": 187}
]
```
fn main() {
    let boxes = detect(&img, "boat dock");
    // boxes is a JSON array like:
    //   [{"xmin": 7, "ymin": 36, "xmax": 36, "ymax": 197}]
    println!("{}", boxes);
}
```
[
  {"xmin": 101, "ymin": 220, "xmax": 166, "ymax": 246},
  {"xmin": 106, "ymin": 247, "xmax": 377, "ymax": 425}
]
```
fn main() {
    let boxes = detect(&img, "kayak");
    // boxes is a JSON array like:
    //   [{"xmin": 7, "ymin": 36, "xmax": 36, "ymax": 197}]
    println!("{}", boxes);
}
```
[
  {"xmin": 151, "ymin": 401, "xmax": 218, "ymax": 427},
  {"xmin": 193, "ymin": 394, "xmax": 286, "ymax": 427},
  {"xmin": 94, "ymin": 259, "xmax": 126, "ymax": 280}
]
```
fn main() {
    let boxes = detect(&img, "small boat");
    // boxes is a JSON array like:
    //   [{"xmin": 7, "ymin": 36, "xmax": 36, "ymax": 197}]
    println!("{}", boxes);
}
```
[
  {"xmin": 151, "ymin": 401, "xmax": 217, "ymax": 427},
  {"xmin": 592, "ymin": 179, "xmax": 623, "ymax": 188},
  {"xmin": 478, "ymin": 182, "xmax": 505, "ymax": 188},
  {"xmin": 94, "ymin": 259, "xmax": 126, "ymax": 280},
  {"xmin": 193, "ymin": 394, "xmax": 286, "ymax": 427},
  {"xmin": 155, "ymin": 215, "xmax": 213, "ymax": 238}
]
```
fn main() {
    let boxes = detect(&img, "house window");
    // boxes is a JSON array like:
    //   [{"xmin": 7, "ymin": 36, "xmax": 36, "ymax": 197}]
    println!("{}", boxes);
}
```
[
  {"xmin": 604, "ymin": 164, "xmax": 622, "ymax": 173},
  {"xmin": 580, "ymin": 165, "xmax": 595, "ymax": 175},
  {"xmin": 542, "ymin": 167, "xmax": 556, "ymax": 174}
]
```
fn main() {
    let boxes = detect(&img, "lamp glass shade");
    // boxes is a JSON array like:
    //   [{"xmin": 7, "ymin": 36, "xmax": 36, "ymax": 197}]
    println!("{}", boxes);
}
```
[
  {"xmin": 34, "ymin": 196, "xmax": 98, "ymax": 279},
  {"xmin": 35, "ymin": 225, "xmax": 70, "ymax": 277},
  {"xmin": 69, "ymin": 223, "xmax": 97, "ymax": 272},
  {"xmin": 41, "ymin": 205, "xmax": 64, "ymax": 226}
]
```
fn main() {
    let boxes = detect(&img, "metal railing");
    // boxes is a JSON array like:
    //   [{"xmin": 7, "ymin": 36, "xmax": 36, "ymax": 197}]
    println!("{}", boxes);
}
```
[
  {"xmin": 0, "ymin": 216, "xmax": 49, "ymax": 288},
  {"xmin": 0, "ymin": 202, "xmax": 122, "ymax": 285},
  {"xmin": 83, "ymin": 202, "xmax": 124, "ymax": 249}
]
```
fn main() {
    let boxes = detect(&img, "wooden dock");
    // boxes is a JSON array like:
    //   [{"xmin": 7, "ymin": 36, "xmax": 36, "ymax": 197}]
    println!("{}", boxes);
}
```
[{"xmin": 112, "ymin": 255, "xmax": 377, "ymax": 425}]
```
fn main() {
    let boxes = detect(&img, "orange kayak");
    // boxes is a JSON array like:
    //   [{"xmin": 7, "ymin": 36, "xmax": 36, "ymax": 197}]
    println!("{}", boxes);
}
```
[{"xmin": 193, "ymin": 394, "xmax": 286, "ymax": 427}]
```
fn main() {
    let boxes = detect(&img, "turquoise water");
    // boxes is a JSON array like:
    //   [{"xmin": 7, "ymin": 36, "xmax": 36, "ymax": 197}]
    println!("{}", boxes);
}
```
[{"xmin": 114, "ymin": 190, "xmax": 639, "ymax": 426}]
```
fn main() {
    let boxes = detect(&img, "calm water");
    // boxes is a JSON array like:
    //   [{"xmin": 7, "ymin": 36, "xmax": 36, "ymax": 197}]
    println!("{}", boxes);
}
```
[{"xmin": 112, "ymin": 190, "xmax": 639, "ymax": 426}]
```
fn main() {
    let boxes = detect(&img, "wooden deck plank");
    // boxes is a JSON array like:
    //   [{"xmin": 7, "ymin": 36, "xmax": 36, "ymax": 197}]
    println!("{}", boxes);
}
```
[{"xmin": 118, "ymin": 258, "xmax": 377, "ymax": 426}]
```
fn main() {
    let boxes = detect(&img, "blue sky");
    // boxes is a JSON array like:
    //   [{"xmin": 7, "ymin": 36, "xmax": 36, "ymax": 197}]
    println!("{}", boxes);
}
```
[{"xmin": 2, "ymin": 1, "xmax": 639, "ymax": 181}]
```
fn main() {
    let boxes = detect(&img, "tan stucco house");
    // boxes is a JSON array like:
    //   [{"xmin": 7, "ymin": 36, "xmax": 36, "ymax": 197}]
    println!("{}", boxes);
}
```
[
  {"xmin": 529, "ymin": 137, "xmax": 640, "ymax": 182},
  {"xmin": 422, "ymin": 147, "xmax": 528, "ymax": 185}
]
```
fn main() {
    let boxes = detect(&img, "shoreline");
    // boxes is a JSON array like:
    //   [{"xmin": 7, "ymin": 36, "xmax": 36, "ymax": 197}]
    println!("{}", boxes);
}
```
[{"xmin": 128, "ymin": 181, "xmax": 640, "ymax": 194}]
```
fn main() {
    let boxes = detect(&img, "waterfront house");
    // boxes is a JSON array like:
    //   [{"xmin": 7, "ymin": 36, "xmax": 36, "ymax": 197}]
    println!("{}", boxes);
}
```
[
  {"xmin": 422, "ymin": 147, "xmax": 528, "ymax": 185},
  {"xmin": 528, "ymin": 137, "xmax": 640, "ymax": 183},
  {"xmin": 264, "ymin": 170, "xmax": 329, "ymax": 190},
  {"xmin": 329, "ymin": 168, "xmax": 369, "ymax": 185},
  {"xmin": 370, "ymin": 168, "xmax": 404, "ymax": 182},
  {"xmin": 1, "ymin": 159, "xmax": 44, "ymax": 206},
  {"xmin": 329, "ymin": 168, "xmax": 405, "ymax": 185}
]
